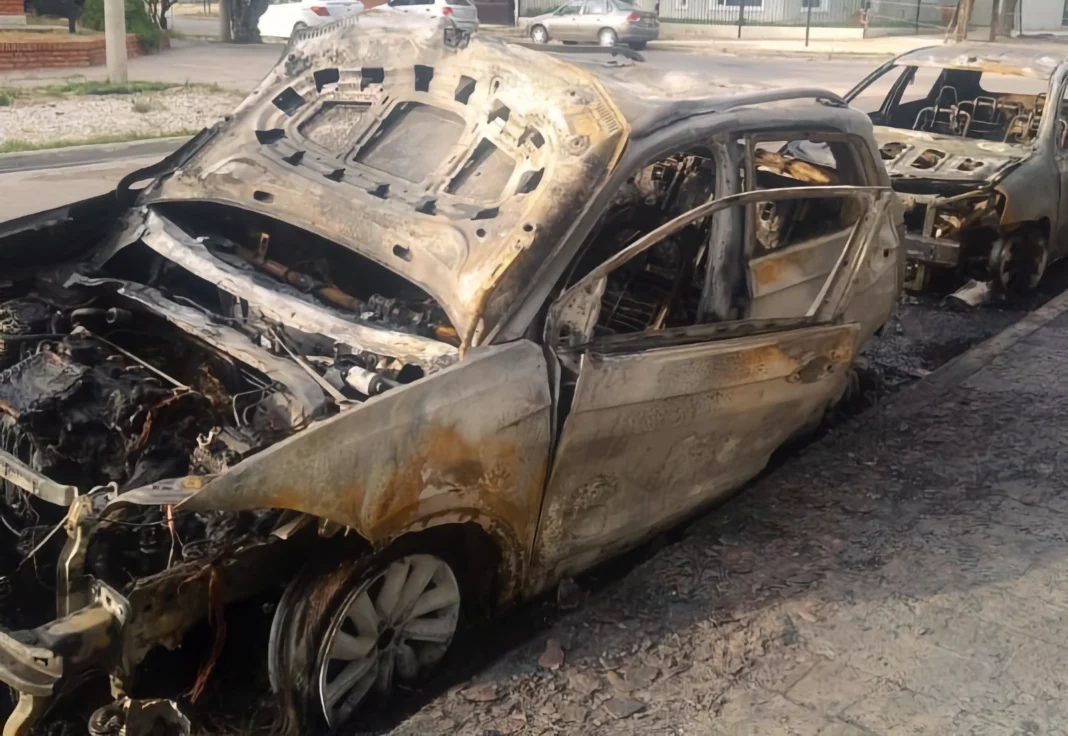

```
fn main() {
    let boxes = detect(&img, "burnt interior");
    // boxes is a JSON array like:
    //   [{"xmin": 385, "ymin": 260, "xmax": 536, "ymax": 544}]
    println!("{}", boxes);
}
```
[
  {"xmin": 562, "ymin": 141, "xmax": 859, "ymax": 338},
  {"xmin": 873, "ymin": 66, "xmax": 1052, "ymax": 145}
]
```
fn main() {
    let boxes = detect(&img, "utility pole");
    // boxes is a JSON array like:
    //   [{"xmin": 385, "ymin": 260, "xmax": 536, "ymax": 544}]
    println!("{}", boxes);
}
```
[
  {"xmin": 104, "ymin": 0, "xmax": 128, "ymax": 83},
  {"xmin": 220, "ymin": 0, "xmax": 232, "ymax": 42}
]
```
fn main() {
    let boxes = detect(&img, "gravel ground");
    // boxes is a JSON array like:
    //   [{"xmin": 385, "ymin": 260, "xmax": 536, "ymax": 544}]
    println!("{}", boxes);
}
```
[{"xmin": 0, "ymin": 87, "xmax": 242, "ymax": 146}]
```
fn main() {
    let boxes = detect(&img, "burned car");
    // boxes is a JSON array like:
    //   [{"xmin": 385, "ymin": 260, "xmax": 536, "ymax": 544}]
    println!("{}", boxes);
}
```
[
  {"xmin": 0, "ymin": 13, "xmax": 902, "ymax": 734},
  {"xmin": 845, "ymin": 45, "xmax": 1068, "ymax": 296}
]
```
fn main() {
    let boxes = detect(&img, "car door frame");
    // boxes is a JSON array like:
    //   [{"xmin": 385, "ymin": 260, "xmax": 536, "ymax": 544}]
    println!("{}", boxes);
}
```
[
  {"xmin": 1049, "ymin": 65, "xmax": 1068, "ymax": 258},
  {"xmin": 524, "ymin": 182, "xmax": 894, "ymax": 594},
  {"xmin": 549, "ymin": 0, "xmax": 586, "ymax": 40},
  {"xmin": 578, "ymin": 0, "xmax": 609, "ymax": 42}
]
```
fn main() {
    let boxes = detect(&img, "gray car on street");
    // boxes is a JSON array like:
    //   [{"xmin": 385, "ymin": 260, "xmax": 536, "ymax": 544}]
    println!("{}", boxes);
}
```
[{"xmin": 521, "ymin": 0, "xmax": 659, "ymax": 49}]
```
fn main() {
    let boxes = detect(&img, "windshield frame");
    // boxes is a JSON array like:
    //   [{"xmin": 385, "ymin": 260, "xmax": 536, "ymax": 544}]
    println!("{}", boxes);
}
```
[{"xmin": 845, "ymin": 60, "xmax": 1055, "ymax": 149}]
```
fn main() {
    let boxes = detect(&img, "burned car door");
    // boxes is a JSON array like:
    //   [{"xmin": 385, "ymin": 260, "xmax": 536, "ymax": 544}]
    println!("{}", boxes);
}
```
[
  {"xmin": 1053, "ymin": 72, "xmax": 1068, "ymax": 256},
  {"xmin": 527, "ymin": 180, "xmax": 894, "ymax": 592}
]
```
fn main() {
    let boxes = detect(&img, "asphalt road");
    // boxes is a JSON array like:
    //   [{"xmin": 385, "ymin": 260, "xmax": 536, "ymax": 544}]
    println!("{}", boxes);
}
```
[
  {"xmin": 0, "ymin": 50, "xmax": 878, "ymax": 221},
  {"xmin": 169, "ymin": 15, "xmax": 225, "ymax": 38},
  {"xmin": 0, "ymin": 156, "xmax": 159, "ymax": 222}
]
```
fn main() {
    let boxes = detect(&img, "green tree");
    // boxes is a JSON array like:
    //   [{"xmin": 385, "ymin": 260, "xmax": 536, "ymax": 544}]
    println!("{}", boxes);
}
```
[{"xmin": 81, "ymin": 0, "xmax": 163, "ymax": 48}]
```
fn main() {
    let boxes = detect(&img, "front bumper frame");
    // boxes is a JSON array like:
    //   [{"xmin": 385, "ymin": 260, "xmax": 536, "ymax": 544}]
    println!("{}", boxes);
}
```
[{"xmin": 0, "ymin": 481, "xmax": 301, "ymax": 736}]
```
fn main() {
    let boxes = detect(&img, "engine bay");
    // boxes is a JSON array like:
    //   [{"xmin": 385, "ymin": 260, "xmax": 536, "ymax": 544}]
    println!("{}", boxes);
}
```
[{"xmin": 0, "ymin": 204, "xmax": 461, "ymax": 620}]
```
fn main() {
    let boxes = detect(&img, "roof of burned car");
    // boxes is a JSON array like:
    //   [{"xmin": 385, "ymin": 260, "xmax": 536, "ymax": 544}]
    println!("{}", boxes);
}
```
[
  {"xmin": 893, "ymin": 43, "xmax": 1067, "ymax": 79},
  {"xmin": 511, "ymin": 51, "xmax": 858, "ymax": 137}
]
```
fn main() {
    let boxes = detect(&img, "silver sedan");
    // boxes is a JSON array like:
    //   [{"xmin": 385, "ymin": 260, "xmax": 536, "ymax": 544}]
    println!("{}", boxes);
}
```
[{"xmin": 521, "ymin": 0, "xmax": 659, "ymax": 49}]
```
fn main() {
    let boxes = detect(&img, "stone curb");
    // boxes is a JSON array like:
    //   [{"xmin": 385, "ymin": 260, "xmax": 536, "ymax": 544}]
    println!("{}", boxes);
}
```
[{"xmin": 883, "ymin": 289, "xmax": 1068, "ymax": 420}]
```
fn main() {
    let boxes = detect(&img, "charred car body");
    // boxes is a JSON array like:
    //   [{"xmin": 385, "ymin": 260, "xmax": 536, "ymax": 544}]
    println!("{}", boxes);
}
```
[
  {"xmin": 846, "ymin": 46, "xmax": 1068, "ymax": 294},
  {"xmin": 0, "ymin": 14, "xmax": 902, "ymax": 734}
]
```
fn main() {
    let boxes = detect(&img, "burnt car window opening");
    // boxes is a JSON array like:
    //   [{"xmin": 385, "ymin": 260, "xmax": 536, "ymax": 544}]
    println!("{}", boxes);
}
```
[
  {"xmin": 749, "ymin": 136, "xmax": 865, "ymax": 254},
  {"xmin": 562, "ymin": 149, "xmax": 718, "ymax": 336},
  {"xmin": 859, "ymin": 64, "xmax": 1052, "ymax": 145},
  {"xmin": 555, "ymin": 140, "xmax": 877, "ymax": 341}
]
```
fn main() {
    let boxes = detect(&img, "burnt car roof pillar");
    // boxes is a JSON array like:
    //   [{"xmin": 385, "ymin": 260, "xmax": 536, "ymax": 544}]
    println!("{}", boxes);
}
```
[{"xmin": 699, "ymin": 135, "xmax": 745, "ymax": 322}]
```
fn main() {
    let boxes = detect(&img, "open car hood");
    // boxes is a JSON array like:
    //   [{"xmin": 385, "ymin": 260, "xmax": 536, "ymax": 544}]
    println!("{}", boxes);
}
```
[
  {"xmin": 872, "ymin": 125, "xmax": 1026, "ymax": 184},
  {"xmin": 138, "ymin": 13, "xmax": 629, "ymax": 343}
]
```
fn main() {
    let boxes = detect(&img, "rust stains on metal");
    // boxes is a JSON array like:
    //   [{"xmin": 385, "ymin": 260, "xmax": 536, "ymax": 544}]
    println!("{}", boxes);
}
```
[{"xmin": 365, "ymin": 423, "xmax": 524, "ymax": 537}]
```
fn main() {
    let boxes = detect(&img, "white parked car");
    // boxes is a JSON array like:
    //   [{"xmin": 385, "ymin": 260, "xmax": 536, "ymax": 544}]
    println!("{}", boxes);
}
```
[
  {"xmin": 384, "ymin": 0, "xmax": 478, "ymax": 34},
  {"xmin": 258, "ymin": 0, "xmax": 364, "ymax": 38}
]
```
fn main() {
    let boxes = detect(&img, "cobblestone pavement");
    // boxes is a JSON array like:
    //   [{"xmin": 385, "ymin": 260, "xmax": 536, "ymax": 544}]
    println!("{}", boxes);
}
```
[{"xmin": 387, "ymin": 293, "xmax": 1068, "ymax": 736}]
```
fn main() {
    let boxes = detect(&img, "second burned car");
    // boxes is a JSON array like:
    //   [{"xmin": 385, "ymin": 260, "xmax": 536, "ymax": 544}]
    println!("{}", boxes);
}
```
[
  {"xmin": 0, "ymin": 15, "xmax": 901, "ymax": 735},
  {"xmin": 846, "ymin": 45, "xmax": 1068, "ymax": 295}
]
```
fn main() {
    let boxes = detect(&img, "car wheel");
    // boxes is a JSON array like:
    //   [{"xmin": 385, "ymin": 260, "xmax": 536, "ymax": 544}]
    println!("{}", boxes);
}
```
[
  {"xmin": 598, "ymin": 27, "xmax": 618, "ymax": 46},
  {"xmin": 292, "ymin": 21, "xmax": 308, "ymax": 33},
  {"xmin": 530, "ymin": 24, "xmax": 549, "ymax": 43},
  {"xmin": 628, "ymin": 40, "xmax": 647, "ymax": 50},
  {"xmin": 270, "ymin": 552, "xmax": 463, "ymax": 728},
  {"xmin": 993, "ymin": 230, "xmax": 1048, "ymax": 297}
]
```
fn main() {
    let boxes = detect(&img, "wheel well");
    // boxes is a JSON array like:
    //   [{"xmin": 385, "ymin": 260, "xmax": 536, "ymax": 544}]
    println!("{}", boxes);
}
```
[{"xmin": 599, "ymin": 26, "xmax": 617, "ymax": 37}]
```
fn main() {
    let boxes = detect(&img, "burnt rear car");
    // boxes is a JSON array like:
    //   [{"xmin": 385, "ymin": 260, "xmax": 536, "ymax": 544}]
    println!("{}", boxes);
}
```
[
  {"xmin": 846, "ymin": 46, "xmax": 1068, "ymax": 297},
  {"xmin": 0, "ymin": 14, "xmax": 902, "ymax": 734}
]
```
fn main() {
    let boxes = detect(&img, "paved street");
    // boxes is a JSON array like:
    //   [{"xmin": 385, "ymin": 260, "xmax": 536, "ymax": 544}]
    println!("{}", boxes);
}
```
[{"xmin": 0, "ymin": 156, "xmax": 158, "ymax": 221}]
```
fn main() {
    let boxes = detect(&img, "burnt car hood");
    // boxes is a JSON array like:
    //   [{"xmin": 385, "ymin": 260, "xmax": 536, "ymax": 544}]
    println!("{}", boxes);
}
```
[
  {"xmin": 872, "ymin": 126, "xmax": 1027, "ymax": 185},
  {"xmin": 138, "ymin": 13, "xmax": 629, "ymax": 344}
]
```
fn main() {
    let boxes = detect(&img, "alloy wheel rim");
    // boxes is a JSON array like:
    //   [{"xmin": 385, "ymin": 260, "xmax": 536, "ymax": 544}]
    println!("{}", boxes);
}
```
[{"xmin": 317, "ymin": 554, "xmax": 461, "ymax": 725}]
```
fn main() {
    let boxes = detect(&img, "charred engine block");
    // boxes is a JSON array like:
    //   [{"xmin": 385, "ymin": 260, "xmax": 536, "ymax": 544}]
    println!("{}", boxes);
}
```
[{"xmin": 1, "ymin": 331, "xmax": 211, "ymax": 495}]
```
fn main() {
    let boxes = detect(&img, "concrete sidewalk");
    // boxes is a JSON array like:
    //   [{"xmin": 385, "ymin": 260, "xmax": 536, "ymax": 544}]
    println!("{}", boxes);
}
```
[
  {"xmin": 389, "ymin": 290, "xmax": 1068, "ymax": 734},
  {"xmin": 0, "ymin": 38, "xmax": 283, "ymax": 92}
]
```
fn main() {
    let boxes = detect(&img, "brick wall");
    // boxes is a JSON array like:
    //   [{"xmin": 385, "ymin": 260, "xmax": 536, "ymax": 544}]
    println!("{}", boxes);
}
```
[
  {"xmin": 0, "ymin": 0, "xmax": 26, "ymax": 26},
  {"xmin": 0, "ymin": 34, "xmax": 141, "ymax": 70}
]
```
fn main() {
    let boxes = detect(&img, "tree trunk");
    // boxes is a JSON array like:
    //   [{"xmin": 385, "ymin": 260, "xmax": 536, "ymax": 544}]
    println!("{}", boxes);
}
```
[
  {"xmin": 220, "ymin": 0, "xmax": 233, "ymax": 41},
  {"xmin": 227, "ymin": 0, "xmax": 270, "ymax": 42},
  {"xmin": 950, "ymin": 0, "xmax": 973, "ymax": 40}
]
